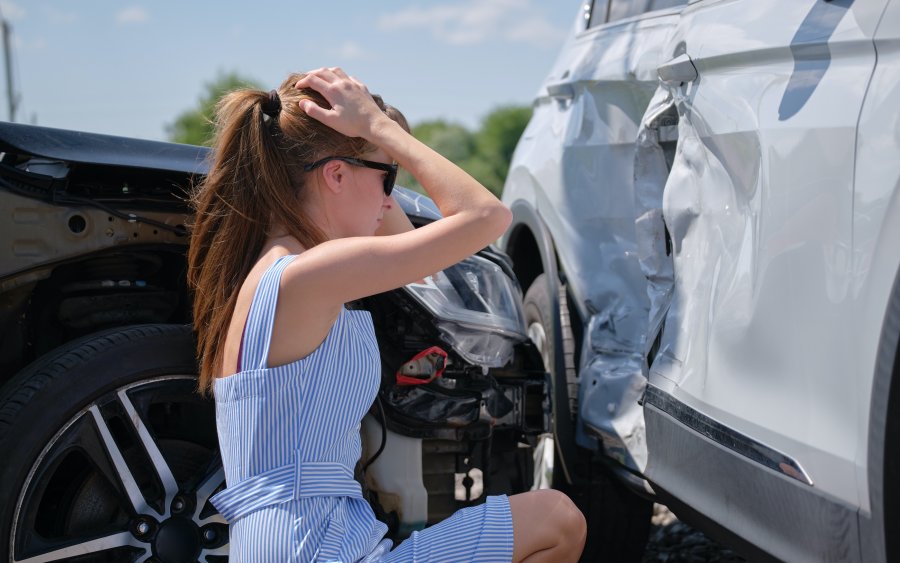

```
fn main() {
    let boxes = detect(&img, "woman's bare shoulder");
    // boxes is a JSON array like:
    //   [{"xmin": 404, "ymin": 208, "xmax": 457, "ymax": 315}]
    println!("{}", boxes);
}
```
[
  {"xmin": 218, "ymin": 248, "xmax": 300, "ymax": 376},
  {"xmin": 267, "ymin": 251, "xmax": 346, "ymax": 367}
]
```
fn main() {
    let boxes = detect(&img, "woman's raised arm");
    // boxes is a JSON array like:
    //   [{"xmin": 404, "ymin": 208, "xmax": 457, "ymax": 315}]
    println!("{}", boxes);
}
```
[{"xmin": 286, "ymin": 68, "xmax": 512, "ymax": 305}]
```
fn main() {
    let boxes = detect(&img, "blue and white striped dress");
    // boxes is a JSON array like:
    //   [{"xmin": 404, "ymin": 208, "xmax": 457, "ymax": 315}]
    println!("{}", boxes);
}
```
[{"xmin": 211, "ymin": 255, "xmax": 514, "ymax": 562}]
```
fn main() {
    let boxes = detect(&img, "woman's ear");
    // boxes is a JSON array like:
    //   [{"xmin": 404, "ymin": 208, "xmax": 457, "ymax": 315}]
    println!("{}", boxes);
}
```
[{"xmin": 320, "ymin": 160, "xmax": 346, "ymax": 194}]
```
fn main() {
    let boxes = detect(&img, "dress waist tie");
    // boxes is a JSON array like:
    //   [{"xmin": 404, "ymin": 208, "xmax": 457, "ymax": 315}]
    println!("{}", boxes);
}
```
[{"xmin": 210, "ymin": 458, "xmax": 362, "ymax": 523}]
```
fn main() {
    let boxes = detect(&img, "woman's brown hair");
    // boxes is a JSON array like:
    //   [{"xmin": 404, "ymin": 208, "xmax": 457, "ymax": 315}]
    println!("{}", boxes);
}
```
[{"xmin": 188, "ymin": 72, "xmax": 386, "ymax": 393}]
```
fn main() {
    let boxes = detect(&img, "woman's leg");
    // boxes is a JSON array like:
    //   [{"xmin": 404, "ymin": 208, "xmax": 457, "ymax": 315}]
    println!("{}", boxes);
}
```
[{"xmin": 509, "ymin": 489, "xmax": 586, "ymax": 563}]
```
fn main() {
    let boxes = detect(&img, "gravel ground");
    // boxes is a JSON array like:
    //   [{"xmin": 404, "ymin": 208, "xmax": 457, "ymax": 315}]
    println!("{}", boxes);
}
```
[{"xmin": 642, "ymin": 505, "xmax": 746, "ymax": 563}]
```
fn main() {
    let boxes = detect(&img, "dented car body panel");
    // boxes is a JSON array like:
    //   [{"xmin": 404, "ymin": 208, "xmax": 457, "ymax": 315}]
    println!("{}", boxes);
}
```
[
  {"xmin": 505, "ymin": 5, "xmax": 684, "ymax": 474},
  {"xmin": 640, "ymin": 0, "xmax": 887, "ymax": 524},
  {"xmin": 502, "ymin": 0, "xmax": 900, "ymax": 560}
]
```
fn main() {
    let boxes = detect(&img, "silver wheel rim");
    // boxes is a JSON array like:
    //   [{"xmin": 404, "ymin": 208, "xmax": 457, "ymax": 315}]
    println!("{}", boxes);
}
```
[
  {"xmin": 10, "ymin": 375, "xmax": 228, "ymax": 563},
  {"xmin": 526, "ymin": 321, "xmax": 554, "ymax": 489}
]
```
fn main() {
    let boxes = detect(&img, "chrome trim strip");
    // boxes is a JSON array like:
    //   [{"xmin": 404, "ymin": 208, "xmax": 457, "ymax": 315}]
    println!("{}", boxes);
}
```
[{"xmin": 643, "ymin": 385, "xmax": 814, "ymax": 486}]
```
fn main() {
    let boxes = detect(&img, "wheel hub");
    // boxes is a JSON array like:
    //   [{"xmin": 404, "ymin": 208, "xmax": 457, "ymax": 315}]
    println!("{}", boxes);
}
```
[{"xmin": 154, "ymin": 516, "xmax": 201, "ymax": 563}]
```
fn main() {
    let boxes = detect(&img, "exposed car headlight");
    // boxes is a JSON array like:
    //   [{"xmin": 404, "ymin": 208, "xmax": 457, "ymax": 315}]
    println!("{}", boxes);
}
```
[{"xmin": 404, "ymin": 255, "xmax": 527, "ymax": 368}]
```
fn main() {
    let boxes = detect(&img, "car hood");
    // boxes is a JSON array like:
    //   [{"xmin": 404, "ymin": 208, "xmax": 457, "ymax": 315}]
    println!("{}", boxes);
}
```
[{"xmin": 0, "ymin": 122, "xmax": 210, "ymax": 175}]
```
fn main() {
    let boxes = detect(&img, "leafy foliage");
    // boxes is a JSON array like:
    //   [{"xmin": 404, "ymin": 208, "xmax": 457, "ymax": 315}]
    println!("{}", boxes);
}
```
[
  {"xmin": 166, "ymin": 72, "xmax": 262, "ymax": 146},
  {"xmin": 476, "ymin": 106, "xmax": 533, "ymax": 186},
  {"xmin": 399, "ymin": 105, "xmax": 532, "ymax": 196}
]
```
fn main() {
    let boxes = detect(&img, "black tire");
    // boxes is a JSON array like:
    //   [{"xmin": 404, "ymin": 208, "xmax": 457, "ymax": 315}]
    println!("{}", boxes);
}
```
[
  {"xmin": 568, "ymin": 455, "xmax": 653, "ymax": 563},
  {"xmin": 0, "ymin": 324, "xmax": 227, "ymax": 563},
  {"xmin": 885, "ymin": 340, "xmax": 900, "ymax": 563},
  {"xmin": 523, "ymin": 274, "xmax": 652, "ymax": 562},
  {"xmin": 524, "ymin": 273, "xmax": 584, "ymax": 490},
  {"xmin": 523, "ymin": 273, "xmax": 578, "ymax": 422}
]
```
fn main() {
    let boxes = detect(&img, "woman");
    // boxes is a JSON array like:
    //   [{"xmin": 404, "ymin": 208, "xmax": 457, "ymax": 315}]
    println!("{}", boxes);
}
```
[{"xmin": 188, "ymin": 67, "xmax": 586, "ymax": 562}]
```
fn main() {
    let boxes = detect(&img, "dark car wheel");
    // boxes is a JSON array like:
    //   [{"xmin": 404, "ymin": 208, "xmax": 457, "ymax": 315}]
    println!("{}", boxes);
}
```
[
  {"xmin": 523, "ymin": 274, "xmax": 652, "ymax": 562},
  {"xmin": 0, "ymin": 324, "xmax": 227, "ymax": 563},
  {"xmin": 523, "ymin": 272, "xmax": 579, "ymax": 489}
]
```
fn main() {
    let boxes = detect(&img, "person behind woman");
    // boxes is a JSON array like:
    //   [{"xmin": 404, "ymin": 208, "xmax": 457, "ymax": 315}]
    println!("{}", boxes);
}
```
[{"xmin": 188, "ymin": 67, "xmax": 586, "ymax": 562}]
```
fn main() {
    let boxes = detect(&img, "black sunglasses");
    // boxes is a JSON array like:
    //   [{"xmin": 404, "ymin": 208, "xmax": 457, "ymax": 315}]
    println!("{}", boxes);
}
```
[{"xmin": 303, "ymin": 156, "xmax": 398, "ymax": 197}]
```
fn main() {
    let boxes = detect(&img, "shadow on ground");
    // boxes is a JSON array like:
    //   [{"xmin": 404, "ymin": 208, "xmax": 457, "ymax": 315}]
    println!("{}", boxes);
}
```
[{"xmin": 642, "ymin": 505, "xmax": 746, "ymax": 562}]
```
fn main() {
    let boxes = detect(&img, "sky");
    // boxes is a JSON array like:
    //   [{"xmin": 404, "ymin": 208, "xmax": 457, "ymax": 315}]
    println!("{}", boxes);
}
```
[{"xmin": 0, "ymin": 0, "xmax": 582, "ymax": 142}]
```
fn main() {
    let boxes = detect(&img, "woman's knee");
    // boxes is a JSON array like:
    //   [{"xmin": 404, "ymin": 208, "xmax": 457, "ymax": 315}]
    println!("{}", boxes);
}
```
[
  {"xmin": 544, "ymin": 490, "xmax": 586, "ymax": 560},
  {"xmin": 513, "ymin": 489, "xmax": 584, "ymax": 539},
  {"xmin": 510, "ymin": 490, "xmax": 585, "ymax": 561},
  {"xmin": 547, "ymin": 489, "xmax": 586, "ymax": 541}
]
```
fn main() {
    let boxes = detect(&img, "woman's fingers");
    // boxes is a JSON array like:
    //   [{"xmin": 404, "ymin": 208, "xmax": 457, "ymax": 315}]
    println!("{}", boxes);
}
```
[
  {"xmin": 299, "ymin": 100, "xmax": 329, "ymax": 122},
  {"xmin": 294, "ymin": 72, "xmax": 332, "ymax": 94},
  {"xmin": 349, "ymin": 75, "xmax": 369, "ymax": 94},
  {"xmin": 294, "ymin": 66, "xmax": 389, "ymax": 139},
  {"xmin": 295, "ymin": 67, "xmax": 344, "ymax": 89},
  {"xmin": 296, "ymin": 68, "xmax": 367, "ymax": 101},
  {"xmin": 296, "ymin": 67, "xmax": 345, "ymax": 87}
]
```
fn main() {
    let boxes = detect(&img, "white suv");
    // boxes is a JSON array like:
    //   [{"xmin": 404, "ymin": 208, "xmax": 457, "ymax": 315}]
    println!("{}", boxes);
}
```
[{"xmin": 501, "ymin": 1, "xmax": 900, "ymax": 561}]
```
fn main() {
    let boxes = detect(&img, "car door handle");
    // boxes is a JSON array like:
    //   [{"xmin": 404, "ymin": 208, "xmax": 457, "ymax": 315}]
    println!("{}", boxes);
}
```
[
  {"xmin": 547, "ymin": 82, "xmax": 575, "ymax": 100},
  {"xmin": 658, "ymin": 54, "xmax": 698, "ymax": 84}
]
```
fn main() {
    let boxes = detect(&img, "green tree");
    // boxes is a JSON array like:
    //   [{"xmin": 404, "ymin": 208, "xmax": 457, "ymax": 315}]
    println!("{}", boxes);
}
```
[
  {"xmin": 396, "ymin": 107, "xmax": 531, "ymax": 197},
  {"xmin": 166, "ymin": 72, "xmax": 262, "ymax": 146},
  {"xmin": 473, "ymin": 105, "xmax": 532, "ymax": 194},
  {"xmin": 397, "ymin": 119, "xmax": 476, "ymax": 192},
  {"xmin": 412, "ymin": 120, "xmax": 476, "ymax": 163}
]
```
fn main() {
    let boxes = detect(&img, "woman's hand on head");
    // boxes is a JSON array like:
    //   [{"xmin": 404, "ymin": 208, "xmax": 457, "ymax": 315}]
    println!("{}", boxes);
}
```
[{"xmin": 295, "ymin": 68, "xmax": 394, "ymax": 141}]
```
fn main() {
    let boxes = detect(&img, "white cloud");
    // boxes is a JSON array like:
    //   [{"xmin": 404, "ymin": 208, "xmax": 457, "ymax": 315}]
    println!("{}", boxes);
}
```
[
  {"xmin": 116, "ymin": 6, "xmax": 149, "ymax": 25},
  {"xmin": 377, "ymin": 0, "xmax": 564, "ymax": 48},
  {"xmin": 504, "ymin": 16, "xmax": 566, "ymax": 48},
  {"xmin": 0, "ymin": 0, "xmax": 25, "ymax": 20},
  {"xmin": 335, "ymin": 41, "xmax": 368, "ymax": 60}
]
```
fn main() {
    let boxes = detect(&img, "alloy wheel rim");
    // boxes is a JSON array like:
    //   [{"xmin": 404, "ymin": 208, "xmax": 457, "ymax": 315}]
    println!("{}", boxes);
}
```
[
  {"xmin": 10, "ymin": 375, "xmax": 227, "ymax": 563},
  {"xmin": 525, "ymin": 320, "xmax": 554, "ymax": 489},
  {"xmin": 527, "ymin": 321, "xmax": 549, "ymax": 368}
]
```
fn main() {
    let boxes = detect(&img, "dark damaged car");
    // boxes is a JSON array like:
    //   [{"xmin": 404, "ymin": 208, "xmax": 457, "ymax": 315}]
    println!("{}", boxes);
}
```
[{"xmin": 0, "ymin": 122, "xmax": 549, "ymax": 563}]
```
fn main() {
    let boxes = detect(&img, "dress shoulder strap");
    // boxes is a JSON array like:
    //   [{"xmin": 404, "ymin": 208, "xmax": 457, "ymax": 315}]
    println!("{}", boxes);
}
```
[{"xmin": 240, "ymin": 255, "xmax": 298, "ymax": 371}]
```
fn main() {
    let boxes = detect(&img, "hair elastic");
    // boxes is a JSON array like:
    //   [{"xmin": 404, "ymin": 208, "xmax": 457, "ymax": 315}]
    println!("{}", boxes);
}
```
[{"xmin": 261, "ymin": 89, "xmax": 281, "ymax": 118}]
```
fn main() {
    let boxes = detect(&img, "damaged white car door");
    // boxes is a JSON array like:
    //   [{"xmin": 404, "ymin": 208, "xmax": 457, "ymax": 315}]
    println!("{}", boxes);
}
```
[{"xmin": 634, "ymin": 0, "xmax": 888, "ymax": 559}]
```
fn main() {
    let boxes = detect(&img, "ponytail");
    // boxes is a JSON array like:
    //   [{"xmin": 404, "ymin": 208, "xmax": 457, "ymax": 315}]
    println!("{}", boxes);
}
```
[{"xmin": 188, "ymin": 73, "xmax": 388, "ymax": 392}]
